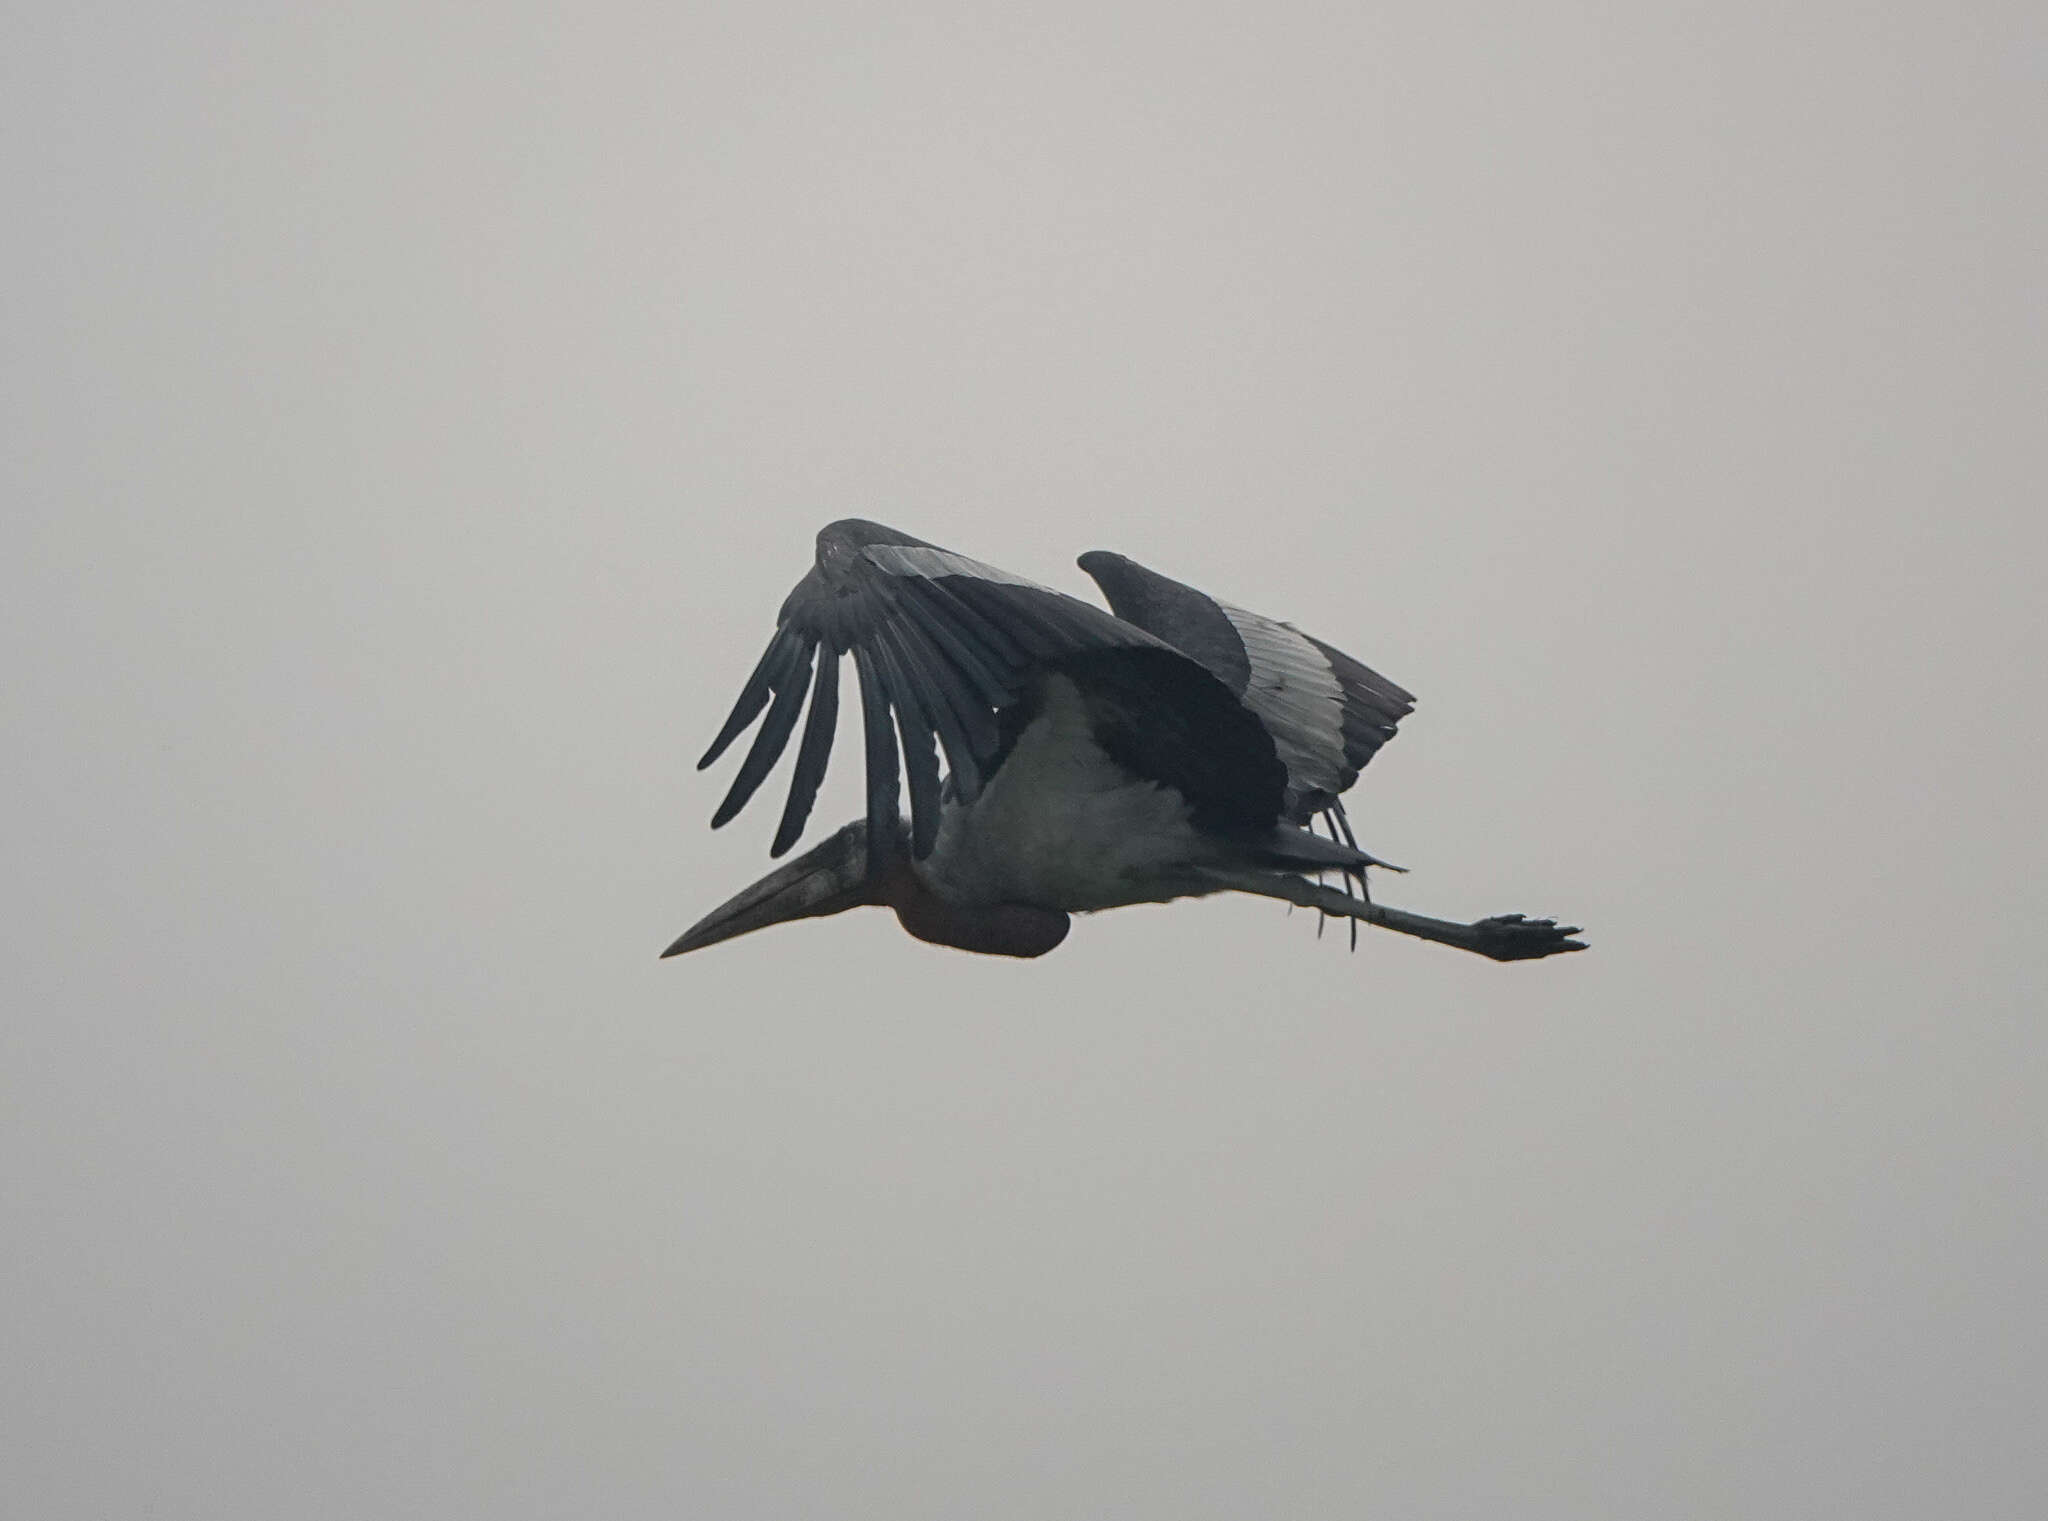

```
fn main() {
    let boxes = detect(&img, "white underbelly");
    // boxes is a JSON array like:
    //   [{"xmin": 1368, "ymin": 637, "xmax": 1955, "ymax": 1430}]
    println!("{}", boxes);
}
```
[{"xmin": 918, "ymin": 675, "xmax": 1221, "ymax": 912}]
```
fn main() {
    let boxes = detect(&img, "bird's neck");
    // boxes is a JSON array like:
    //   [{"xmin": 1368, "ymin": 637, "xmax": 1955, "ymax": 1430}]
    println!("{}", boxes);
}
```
[{"xmin": 874, "ymin": 859, "xmax": 1070, "ymax": 959}]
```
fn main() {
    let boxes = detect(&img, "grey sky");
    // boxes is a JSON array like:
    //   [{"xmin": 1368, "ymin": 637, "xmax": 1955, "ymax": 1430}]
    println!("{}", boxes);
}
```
[{"xmin": 6, "ymin": 3, "xmax": 2044, "ymax": 1516}]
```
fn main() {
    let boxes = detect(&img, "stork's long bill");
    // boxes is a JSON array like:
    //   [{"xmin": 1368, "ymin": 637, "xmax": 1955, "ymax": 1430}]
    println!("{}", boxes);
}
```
[
  {"xmin": 662, "ymin": 821, "xmax": 872, "ymax": 959},
  {"xmin": 664, "ymin": 520, "xmax": 1585, "ymax": 964}
]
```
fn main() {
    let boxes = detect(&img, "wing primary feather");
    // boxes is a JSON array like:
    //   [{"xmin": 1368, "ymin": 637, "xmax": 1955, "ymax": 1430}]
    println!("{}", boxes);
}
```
[
  {"xmin": 1326, "ymin": 803, "xmax": 1361, "ymax": 951},
  {"xmin": 880, "ymin": 620, "xmax": 983, "ymax": 806},
  {"xmin": 897, "ymin": 598, "xmax": 1005, "ymax": 764},
  {"xmin": 947, "ymin": 578, "xmax": 1062, "ymax": 658},
  {"xmin": 914, "ymin": 577, "xmax": 1029, "ymax": 668},
  {"xmin": 1307, "ymin": 633, "xmax": 1416, "ymax": 708},
  {"xmin": 1328, "ymin": 800, "xmax": 1360, "ymax": 852},
  {"xmin": 895, "ymin": 702, "xmax": 943, "ymax": 859},
  {"xmin": 769, "ymin": 648, "xmax": 840, "ymax": 857},
  {"xmin": 698, "ymin": 625, "xmax": 801, "ymax": 769},
  {"xmin": 852, "ymin": 645, "xmax": 900, "ymax": 863},
  {"xmin": 709, "ymin": 638, "xmax": 815, "ymax": 828},
  {"xmin": 870, "ymin": 634, "xmax": 943, "ymax": 858},
  {"xmin": 1312, "ymin": 811, "xmax": 1330, "ymax": 941},
  {"xmin": 900, "ymin": 581, "xmax": 1014, "ymax": 713}
]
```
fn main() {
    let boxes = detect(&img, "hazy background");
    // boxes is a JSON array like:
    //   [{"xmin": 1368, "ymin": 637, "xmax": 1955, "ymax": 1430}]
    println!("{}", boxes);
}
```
[{"xmin": 7, "ymin": 3, "xmax": 2044, "ymax": 1516}]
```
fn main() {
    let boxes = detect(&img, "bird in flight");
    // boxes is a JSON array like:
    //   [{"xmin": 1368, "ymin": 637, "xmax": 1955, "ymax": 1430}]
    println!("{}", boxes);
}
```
[{"xmin": 665, "ymin": 520, "xmax": 1584, "ymax": 963}]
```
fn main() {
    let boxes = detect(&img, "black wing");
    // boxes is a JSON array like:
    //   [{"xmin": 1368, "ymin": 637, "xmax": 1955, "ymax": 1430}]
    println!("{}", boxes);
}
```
[
  {"xmin": 700, "ymin": 520, "xmax": 1169, "ymax": 863},
  {"xmin": 1077, "ymin": 550, "xmax": 1416, "ymax": 823}
]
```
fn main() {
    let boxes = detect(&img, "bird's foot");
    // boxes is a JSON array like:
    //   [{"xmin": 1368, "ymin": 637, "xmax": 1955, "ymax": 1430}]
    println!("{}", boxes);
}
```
[{"xmin": 1468, "ymin": 914, "xmax": 1588, "ymax": 961}]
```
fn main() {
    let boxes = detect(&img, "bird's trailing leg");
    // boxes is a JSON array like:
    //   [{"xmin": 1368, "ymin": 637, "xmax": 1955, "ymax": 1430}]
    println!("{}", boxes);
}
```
[{"xmin": 1199, "ymin": 868, "xmax": 1587, "ymax": 962}]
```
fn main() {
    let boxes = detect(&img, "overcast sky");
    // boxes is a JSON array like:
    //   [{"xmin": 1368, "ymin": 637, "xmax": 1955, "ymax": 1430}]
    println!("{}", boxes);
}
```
[{"xmin": 7, "ymin": 3, "xmax": 2045, "ymax": 1516}]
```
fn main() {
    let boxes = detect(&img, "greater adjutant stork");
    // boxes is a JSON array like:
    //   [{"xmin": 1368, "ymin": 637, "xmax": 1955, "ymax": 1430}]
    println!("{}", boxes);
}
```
[{"xmin": 664, "ymin": 520, "xmax": 1584, "ymax": 963}]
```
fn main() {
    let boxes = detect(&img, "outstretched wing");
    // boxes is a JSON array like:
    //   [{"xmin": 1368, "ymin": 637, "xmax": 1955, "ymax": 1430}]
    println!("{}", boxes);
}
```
[
  {"xmin": 700, "ymin": 519, "xmax": 1167, "ymax": 863},
  {"xmin": 1077, "ymin": 550, "xmax": 1416, "ymax": 822}
]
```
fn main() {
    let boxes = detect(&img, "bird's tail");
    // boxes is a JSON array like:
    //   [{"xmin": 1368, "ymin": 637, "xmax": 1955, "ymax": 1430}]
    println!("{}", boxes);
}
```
[{"xmin": 1258, "ymin": 821, "xmax": 1406, "ymax": 877}]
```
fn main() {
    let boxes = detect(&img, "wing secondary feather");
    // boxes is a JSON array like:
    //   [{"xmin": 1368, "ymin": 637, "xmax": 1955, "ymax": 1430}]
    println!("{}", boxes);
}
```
[{"xmin": 1077, "ymin": 549, "xmax": 1415, "ymax": 821}]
